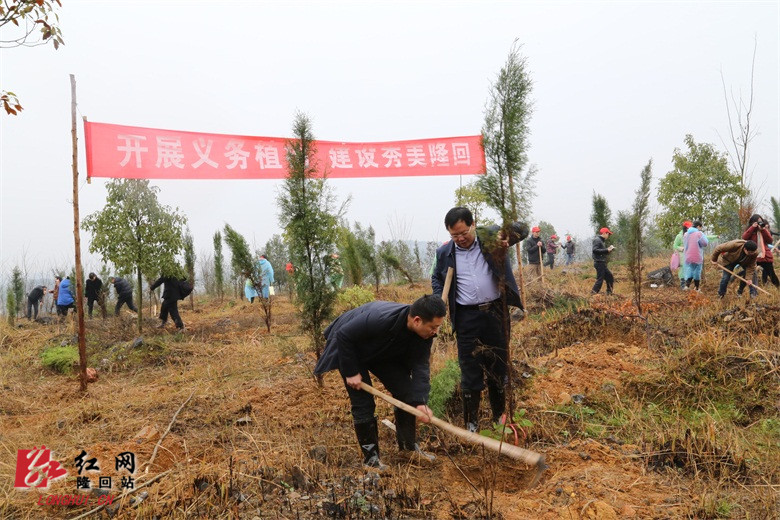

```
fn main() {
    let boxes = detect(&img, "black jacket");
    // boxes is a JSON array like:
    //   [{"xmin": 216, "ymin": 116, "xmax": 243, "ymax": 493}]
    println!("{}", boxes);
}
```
[
  {"xmin": 592, "ymin": 236, "xmax": 611, "ymax": 263},
  {"xmin": 524, "ymin": 235, "xmax": 544, "ymax": 264},
  {"xmin": 314, "ymin": 301, "xmax": 433, "ymax": 405},
  {"xmin": 85, "ymin": 277, "xmax": 102, "ymax": 299},
  {"xmin": 28, "ymin": 286, "xmax": 46, "ymax": 302},
  {"xmin": 150, "ymin": 277, "xmax": 182, "ymax": 301},
  {"xmin": 432, "ymin": 222, "xmax": 528, "ymax": 328},
  {"xmin": 113, "ymin": 277, "xmax": 133, "ymax": 297},
  {"xmin": 564, "ymin": 241, "xmax": 575, "ymax": 255}
]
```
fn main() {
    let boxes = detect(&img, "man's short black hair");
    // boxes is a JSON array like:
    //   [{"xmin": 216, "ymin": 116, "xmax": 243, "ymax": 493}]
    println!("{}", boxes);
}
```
[
  {"xmin": 410, "ymin": 294, "xmax": 447, "ymax": 322},
  {"xmin": 444, "ymin": 207, "xmax": 474, "ymax": 229},
  {"xmin": 744, "ymin": 240, "xmax": 758, "ymax": 252},
  {"xmin": 692, "ymin": 220, "xmax": 702, "ymax": 228}
]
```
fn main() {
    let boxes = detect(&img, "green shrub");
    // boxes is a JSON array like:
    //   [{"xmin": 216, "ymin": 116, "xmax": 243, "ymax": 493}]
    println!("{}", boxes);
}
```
[
  {"xmin": 336, "ymin": 285, "xmax": 375, "ymax": 310},
  {"xmin": 428, "ymin": 359, "xmax": 461, "ymax": 418},
  {"xmin": 41, "ymin": 346, "xmax": 79, "ymax": 374}
]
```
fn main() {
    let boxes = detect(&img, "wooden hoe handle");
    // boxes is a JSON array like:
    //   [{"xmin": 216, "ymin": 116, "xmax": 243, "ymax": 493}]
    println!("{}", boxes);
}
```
[{"xmin": 359, "ymin": 382, "xmax": 544, "ymax": 467}]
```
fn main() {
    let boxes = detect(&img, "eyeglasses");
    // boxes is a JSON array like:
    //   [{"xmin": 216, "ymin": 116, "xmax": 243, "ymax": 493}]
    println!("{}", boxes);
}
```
[{"xmin": 449, "ymin": 225, "xmax": 473, "ymax": 240}]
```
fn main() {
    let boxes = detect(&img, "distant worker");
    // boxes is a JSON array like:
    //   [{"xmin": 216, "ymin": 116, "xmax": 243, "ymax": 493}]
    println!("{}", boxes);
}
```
[
  {"xmin": 257, "ymin": 255, "xmax": 275, "ymax": 298},
  {"xmin": 591, "ymin": 228, "xmax": 615, "ymax": 295},
  {"xmin": 244, "ymin": 279, "xmax": 259, "ymax": 303},
  {"xmin": 563, "ymin": 235, "xmax": 575, "ymax": 265},
  {"xmin": 673, "ymin": 221, "xmax": 692, "ymax": 289},
  {"xmin": 56, "ymin": 277, "xmax": 75, "ymax": 317},
  {"xmin": 109, "ymin": 276, "xmax": 137, "ymax": 315},
  {"xmin": 26, "ymin": 285, "xmax": 48, "ymax": 320},
  {"xmin": 524, "ymin": 226, "xmax": 543, "ymax": 281},
  {"xmin": 543, "ymin": 235, "xmax": 560, "ymax": 270},
  {"xmin": 85, "ymin": 272, "xmax": 104, "ymax": 318},
  {"xmin": 49, "ymin": 275, "xmax": 62, "ymax": 313},
  {"xmin": 711, "ymin": 239, "xmax": 759, "ymax": 299},
  {"xmin": 682, "ymin": 221, "xmax": 708, "ymax": 291},
  {"xmin": 314, "ymin": 295, "xmax": 446, "ymax": 470},
  {"xmin": 150, "ymin": 275, "xmax": 185, "ymax": 330}
]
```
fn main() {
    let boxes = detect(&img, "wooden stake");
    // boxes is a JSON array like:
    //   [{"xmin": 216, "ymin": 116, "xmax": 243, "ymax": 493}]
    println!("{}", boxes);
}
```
[
  {"xmin": 441, "ymin": 267, "xmax": 454, "ymax": 305},
  {"xmin": 538, "ymin": 244, "xmax": 545, "ymax": 284},
  {"xmin": 359, "ymin": 382, "xmax": 544, "ymax": 467},
  {"xmin": 70, "ymin": 74, "xmax": 88, "ymax": 392}
]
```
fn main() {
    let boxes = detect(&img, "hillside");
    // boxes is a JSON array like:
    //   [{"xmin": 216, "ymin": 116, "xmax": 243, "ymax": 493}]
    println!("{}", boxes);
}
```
[{"xmin": 1, "ymin": 258, "xmax": 778, "ymax": 519}]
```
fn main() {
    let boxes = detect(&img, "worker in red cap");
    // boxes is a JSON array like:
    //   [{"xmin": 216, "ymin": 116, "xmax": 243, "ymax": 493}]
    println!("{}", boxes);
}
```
[
  {"xmin": 592, "ymin": 227, "xmax": 615, "ymax": 295},
  {"xmin": 524, "ymin": 226, "xmax": 544, "ymax": 281},
  {"xmin": 563, "ymin": 235, "xmax": 575, "ymax": 265},
  {"xmin": 673, "ymin": 221, "xmax": 692, "ymax": 289},
  {"xmin": 543, "ymin": 234, "xmax": 561, "ymax": 270}
]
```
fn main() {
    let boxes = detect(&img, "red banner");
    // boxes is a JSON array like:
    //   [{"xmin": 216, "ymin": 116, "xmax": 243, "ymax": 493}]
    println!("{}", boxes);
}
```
[{"xmin": 84, "ymin": 122, "xmax": 484, "ymax": 180}]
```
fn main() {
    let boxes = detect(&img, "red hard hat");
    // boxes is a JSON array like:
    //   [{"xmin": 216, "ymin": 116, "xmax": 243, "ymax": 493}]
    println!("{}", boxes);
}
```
[{"xmin": 599, "ymin": 227, "xmax": 613, "ymax": 235}]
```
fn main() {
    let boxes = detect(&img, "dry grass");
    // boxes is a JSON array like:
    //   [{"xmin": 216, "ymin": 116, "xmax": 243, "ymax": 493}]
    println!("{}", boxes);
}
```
[{"xmin": 1, "ymin": 258, "xmax": 778, "ymax": 519}]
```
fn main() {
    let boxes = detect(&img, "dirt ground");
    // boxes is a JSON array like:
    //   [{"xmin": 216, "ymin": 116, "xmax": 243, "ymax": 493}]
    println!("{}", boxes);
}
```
[{"xmin": 1, "ymin": 260, "xmax": 778, "ymax": 519}]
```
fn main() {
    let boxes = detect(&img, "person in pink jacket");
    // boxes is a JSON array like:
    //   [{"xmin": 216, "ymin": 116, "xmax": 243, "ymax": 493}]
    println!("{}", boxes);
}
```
[{"xmin": 683, "ymin": 220, "xmax": 709, "ymax": 290}]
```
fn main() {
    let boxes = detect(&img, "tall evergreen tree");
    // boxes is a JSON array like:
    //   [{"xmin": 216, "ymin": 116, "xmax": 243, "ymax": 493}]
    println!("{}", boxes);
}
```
[
  {"xmin": 277, "ymin": 112, "xmax": 341, "ymax": 361},
  {"xmin": 11, "ymin": 266, "xmax": 24, "ymax": 317},
  {"xmin": 82, "ymin": 179, "xmax": 186, "ymax": 333},
  {"xmin": 183, "ymin": 229, "xmax": 195, "ymax": 310},
  {"xmin": 224, "ymin": 224, "xmax": 272, "ymax": 332},
  {"xmin": 590, "ymin": 192, "xmax": 612, "ymax": 233},
  {"xmin": 213, "ymin": 231, "xmax": 224, "ymax": 301},
  {"xmin": 627, "ymin": 160, "xmax": 653, "ymax": 316}
]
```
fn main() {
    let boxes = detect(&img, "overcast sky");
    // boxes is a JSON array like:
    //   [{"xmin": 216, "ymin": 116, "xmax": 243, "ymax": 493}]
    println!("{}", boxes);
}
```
[{"xmin": 1, "ymin": 1, "xmax": 778, "ymax": 277}]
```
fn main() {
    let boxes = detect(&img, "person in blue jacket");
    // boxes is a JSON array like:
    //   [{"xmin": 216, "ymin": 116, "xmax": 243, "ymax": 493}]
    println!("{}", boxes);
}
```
[
  {"xmin": 256, "ymin": 255, "xmax": 275, "ymax": 298},
  {"xmin": 56, "ymin": 277, "xmax": 76, "ymax": 317},
  {"xmin": 314, "ymin": 295, "xmax": 445, "ymax": 471}
]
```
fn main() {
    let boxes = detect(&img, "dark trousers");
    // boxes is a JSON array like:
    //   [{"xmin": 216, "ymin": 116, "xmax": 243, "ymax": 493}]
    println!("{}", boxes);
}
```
[
  {"xmin": 87, "ymin": 296, "xmax": 105, "ymax": 317},
  {"xmin": 57, "ymin": 303, "xmax": 74, "ymax": 316},
  {"xmin": 543, "ymin": 253, "xmax": 555, "ymax": 269},
  {"xmin": 345, "ymin": 363, "xmax": 415, "ymax": 424},
  {"xmin": 115, "ymin": 293, "xmax": 137, "ymax": 315},
  {"xmin": 759, "ymin": 262, "xmax": 779, "ymax": 287},
  {"xmin": 27, "ymin": 297, "xmax": 40, "ymax": 320},
  {"xmin": 454, "ymin": 302, "xmax": 508, "ymax": 393},
  {"xmin": 736, "ymin": 270, "xmax": 759, "ymax": 297},
  {"xmin": 718, "ymin": 262, "xmax": 757, "ymax": 296},
  {"xmin": 160, "ymin": 298, "xmax": 184, "ymax": 328},
  {"xmin": 592, "ymin": 262, "xmax": 614, "ymax": 294}
]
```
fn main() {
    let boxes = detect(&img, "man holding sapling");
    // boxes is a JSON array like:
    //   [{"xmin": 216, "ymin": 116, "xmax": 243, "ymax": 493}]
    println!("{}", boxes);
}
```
[
  {"xmin": 431, "ymin": 207, "xmax": 529, "ymax": 433},
  {"xmin": 314, "ymin": 294, "xmax": 446, "ymax": 471}
]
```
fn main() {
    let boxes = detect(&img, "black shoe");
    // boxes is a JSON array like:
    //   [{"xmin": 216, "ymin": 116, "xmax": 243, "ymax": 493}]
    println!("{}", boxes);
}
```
[
  {"xmin": 487, "ymin": 384, "xmax": 506, "ymax": 425},
  {"xmin": 462, "ymin": 390, "xmax": 481, "ymax": 433},
  {"xmin": 394, "ymin": 408, "xmax": 435, "ymax": 461},
  {"xmin": 354, "ymin": 419, "xmax": 387, "ymax": 471}
]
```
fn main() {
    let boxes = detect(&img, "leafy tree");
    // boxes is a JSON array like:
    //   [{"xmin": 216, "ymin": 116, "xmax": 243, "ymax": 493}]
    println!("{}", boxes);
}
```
[
  {"xmin": 277, "ymin": 112, "xmax": 341, "ymax": 361},
  {"xmin": 626, "ymin": 160, "xmax": 653, "ymax": 316},
  {"xmin": 11, "ymin": 266, "xmax": 24, "ymax": 316},
  {"xmin": 213, "ymin": 231, "xmax": 224, "ymax": 301},
  {"xmin": 455, "ymin": 180, "xmax": 495, "ymax": 226},
  {"xmin": 656, "ymin": 135, "xmax": 746, "ymax": 244},
  {"xmin": 537, "ymin": 221, "xmax": 556, "ymax": 240},
  {"xmin": 590, "ymin": 192, "xmax": 612, "ymax": 233},
  {"xmin": 610, "ymin": 210, "xmax": 632, "ymax": 260},
  {"xmin": 354, "ymin": 223, "xmax": 381, "ymax": 291},
  {"xmin": 183, "ymin": 228, "xmax": 195, "ymax": 309},
  {"xmin": 338, "ymin": 225, "xmax": 363, "ymax": 286},
  {"xmin": 82, "ymin": 179, "xmax": 187, "ymax": 333},
  {"xmin": 263, "ymin": 234, "xmax": 289, "ymax": 288},
  {"xmin": 1, "ymin": 0, "xmax": 64, "ymax": 115},
  {"xmin": 224, "ymin": 224, "xmax": 272, "ymax": 332}
]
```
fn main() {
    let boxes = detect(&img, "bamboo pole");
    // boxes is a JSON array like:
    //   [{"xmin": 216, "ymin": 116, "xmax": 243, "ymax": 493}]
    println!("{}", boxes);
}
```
[
  {"xmin": 538, "ymin": 244, "xmax": 545, "ymax": 284},
  {"xmin": 70, "ymin": 74, "xmax": 88, "ymax": 392},
  {"xmin": 359, "ymin": 382, "xmax": 544, "ymax": 467}
]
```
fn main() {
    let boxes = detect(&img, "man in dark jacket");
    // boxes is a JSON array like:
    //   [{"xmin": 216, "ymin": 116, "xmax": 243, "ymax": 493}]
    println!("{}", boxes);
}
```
[
  {"xmin": 591, "ymin": 227, "xmax": 615, "ymax": 295},
  {"xmin": 85, "ymin": 273, "xmax": 105, "ymax": 318},
  {"xmin": 314, "ymin": 295, "xmax": 445, "ymax": 471},
  {"xmin": 109, "ymin": 276, "xmax": 137, "ymax": 315},
  {"xmin": 150, "ymin": 276, "xmax": 184, "ymax": 330},
  {"xmin": 431, "ymin": 207, "xmax": 528, "ymax": 432},
  {"xmin": 564, "ymin": 236, "xmax": 575, "ymax": 265},
  {"xmin": 524, "ymin": 226, "xmax": 543, "ymax": 281},
  {"xmin": 26, "ymin": 285, "xmax": 48, "ymax": 320}
]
